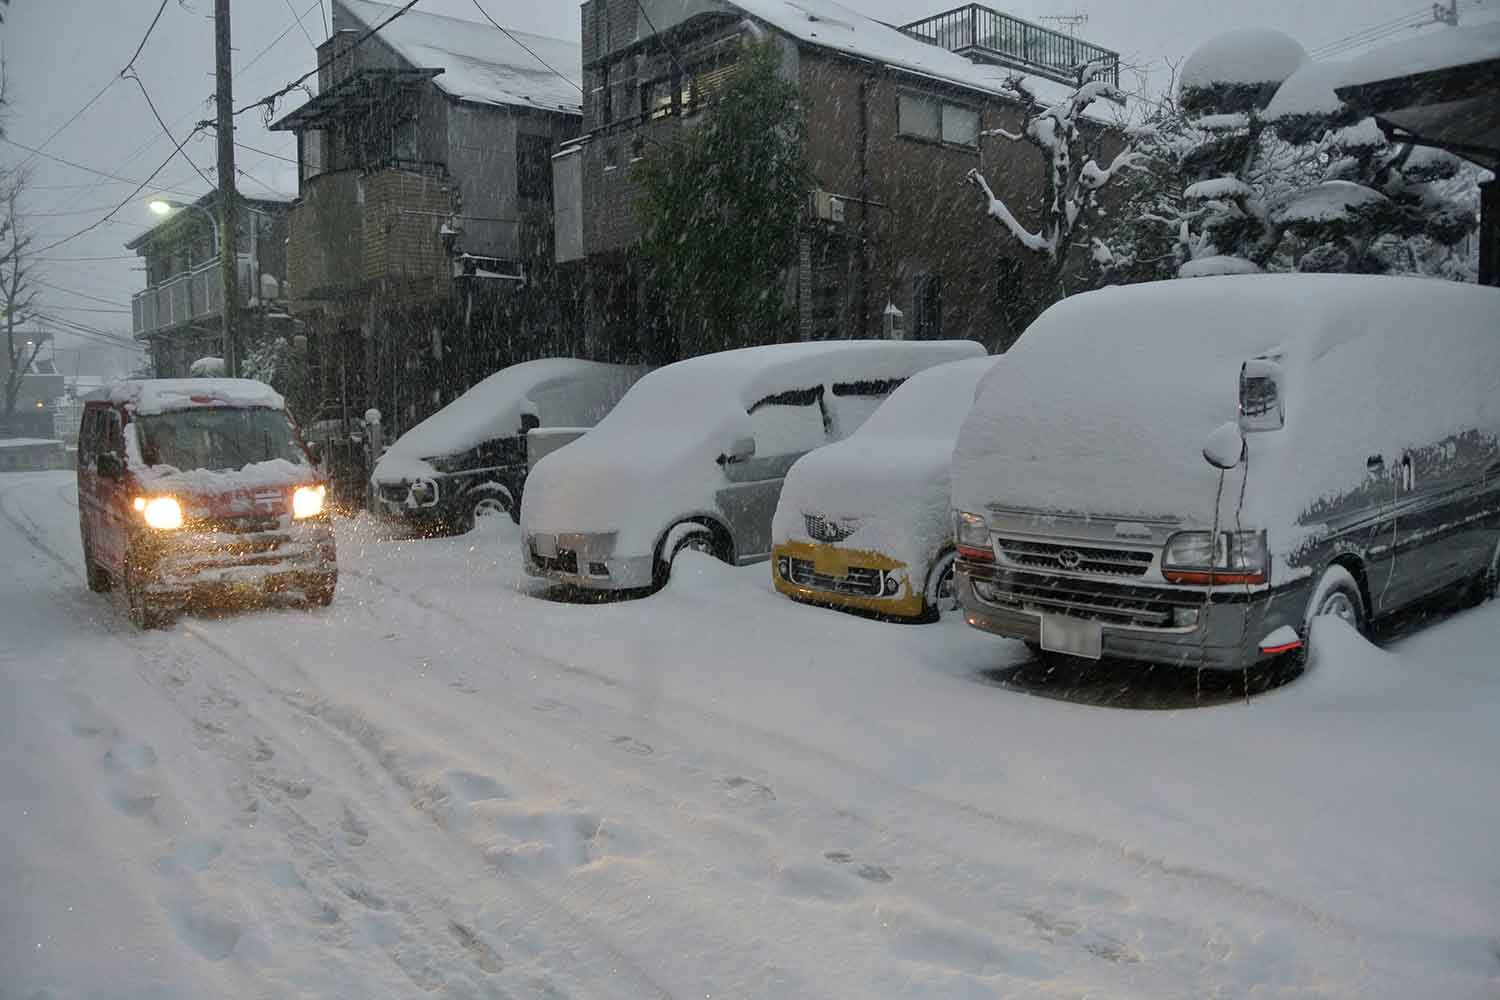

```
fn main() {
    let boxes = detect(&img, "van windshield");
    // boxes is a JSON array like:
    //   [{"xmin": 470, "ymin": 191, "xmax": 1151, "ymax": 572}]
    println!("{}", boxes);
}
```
[{"xmin": 136, "ymin": 407, "xmax": 306, "ymax": 473}]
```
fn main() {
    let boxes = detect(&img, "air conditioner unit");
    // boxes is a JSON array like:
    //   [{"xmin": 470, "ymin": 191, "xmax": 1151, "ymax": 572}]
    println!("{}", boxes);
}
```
[{"xmin": 811, "ymin": 190, "xmax": 846, "ymax": 224}]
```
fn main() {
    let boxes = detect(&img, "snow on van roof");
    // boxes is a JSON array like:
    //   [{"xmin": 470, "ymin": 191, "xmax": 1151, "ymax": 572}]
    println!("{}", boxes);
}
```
[
  {"xmin": 92, "ymin": 378, "xmax": 285, "ymax": 415},
  {"xmin": 377, "ymin": 359, "xmax": 646, "ymax": 473},
  {"xmin": 952, "ymin": 275, "xmax": 1500, "ymax": 541}
]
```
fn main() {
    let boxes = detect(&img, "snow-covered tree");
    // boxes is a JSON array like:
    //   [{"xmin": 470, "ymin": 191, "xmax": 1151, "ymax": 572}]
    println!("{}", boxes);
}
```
[
  {"xmin": 1093, "ymin": 29, "xmax": 1475, "ymax": 282},
  {"xmin": 965, "ymin": 63, "xmax": 1145, "ymax": 290},
  {"xmin": 1, "ymin": 174, "xmax": 44, "ymax": 429}
]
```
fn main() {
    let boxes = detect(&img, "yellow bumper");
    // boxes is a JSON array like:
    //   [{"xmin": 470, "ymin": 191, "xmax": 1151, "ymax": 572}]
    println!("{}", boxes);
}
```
[{"xmin": 770, "ymin": 540, "xmax": 926, "ymax": 620}]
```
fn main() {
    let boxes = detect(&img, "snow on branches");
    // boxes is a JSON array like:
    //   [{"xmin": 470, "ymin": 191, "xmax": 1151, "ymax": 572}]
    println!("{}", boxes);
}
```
[{"xmin": 966, "ymin": 69, "xmax": 1144, "ymax": 272}]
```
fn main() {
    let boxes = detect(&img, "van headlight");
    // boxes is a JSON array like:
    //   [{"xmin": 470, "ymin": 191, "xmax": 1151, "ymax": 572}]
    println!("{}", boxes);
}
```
[
  {"xmin": 137, "ymin": 495, "xmax": 183, "ymax": 531},
  {"xmin": 954, "ymin": 511, "xmax": 993, "ymax": 561},
  {"xmin": 292, "ymin": 484, "xmax": 327, "ymax": 520},
  {"xmin": 1162, "ymin": 530, "xmax": 1267, "ymax": 585}
]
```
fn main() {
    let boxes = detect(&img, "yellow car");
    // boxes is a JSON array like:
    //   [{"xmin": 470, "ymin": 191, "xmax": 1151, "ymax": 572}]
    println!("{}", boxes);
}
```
[{"xmin": 770, "ymin": 356, "xmax": 999, "ymax": 621}]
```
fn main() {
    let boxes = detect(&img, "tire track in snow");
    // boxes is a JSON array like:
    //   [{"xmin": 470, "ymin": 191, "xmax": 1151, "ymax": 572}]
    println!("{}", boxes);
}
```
[{"xmin": 346, "ymin": 563, "xmax": 1359, "ymax": 940}]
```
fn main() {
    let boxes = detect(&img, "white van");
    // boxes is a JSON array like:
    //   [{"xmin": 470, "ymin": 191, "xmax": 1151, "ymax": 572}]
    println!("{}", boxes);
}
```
[
  {"xmin": 951, "ymin": 275, "xmax": 1500, "ymax": 670},
  {"xmin": 521, "ymin": 339, "xmax": 985, "ymax": 593}
]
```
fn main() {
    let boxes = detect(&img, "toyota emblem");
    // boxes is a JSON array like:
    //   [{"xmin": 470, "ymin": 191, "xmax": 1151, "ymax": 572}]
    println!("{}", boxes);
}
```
[{"xmin": 1056, "ymin": 548, "xmax": 1083, "ymax": 570}]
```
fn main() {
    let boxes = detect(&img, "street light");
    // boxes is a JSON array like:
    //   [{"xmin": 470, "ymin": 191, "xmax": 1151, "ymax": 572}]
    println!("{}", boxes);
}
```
[{"xmin": 148, "ymin": 198, "xmax": 219, "ymax": 256}]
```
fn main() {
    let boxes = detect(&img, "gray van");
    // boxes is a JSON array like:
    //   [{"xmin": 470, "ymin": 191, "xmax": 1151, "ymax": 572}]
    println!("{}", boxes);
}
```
[{"xmin": 951, "ymin": 275, "xmax": 1500, "ymax": 670}]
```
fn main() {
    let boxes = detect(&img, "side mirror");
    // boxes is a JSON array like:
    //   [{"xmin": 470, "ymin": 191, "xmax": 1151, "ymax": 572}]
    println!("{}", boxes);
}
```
[
  {"xmin": 519, "ymin": 413, "xmax": 541, "ymax": 434},
  {"xmin": 96, "ymin": 452, "xmax": 125, "ymax": 479},
  {"xmin": 717, "ymin": 435, "xmax": 756, "ymax": 466},
  {"xmin": 1203, "ymin": 421, "xmax": 1245, "ymax": 471},
  {"xmin": 306, "ymin": 440, "xmax": 324, "ymax": 466},
  {"xmin": 1238, "ymin": 357, "xmax": 1285, "ymax": 434}
]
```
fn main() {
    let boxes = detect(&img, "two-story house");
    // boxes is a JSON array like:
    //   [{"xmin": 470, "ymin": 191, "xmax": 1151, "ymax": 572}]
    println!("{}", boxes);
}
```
[
  {"xmin": 270, "ymin": 0, "xmax": 582, "ymax": 441},
  {"xmin": 128, "ymin": 191, "xmax": 294, "ymax": 379},
  {"xmin": 553, "ymin": 1, "xmax": 1120, "ymax": 355}
]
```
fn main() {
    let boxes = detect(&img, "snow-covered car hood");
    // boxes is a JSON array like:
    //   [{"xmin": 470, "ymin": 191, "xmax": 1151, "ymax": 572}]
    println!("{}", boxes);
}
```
[{"xmin": 773, "ymin": 433, "xmax": 954, "ymax": 572}]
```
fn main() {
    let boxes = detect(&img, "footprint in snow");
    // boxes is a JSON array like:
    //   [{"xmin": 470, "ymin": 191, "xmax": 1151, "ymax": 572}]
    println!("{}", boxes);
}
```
[
  {"xmin": 719, "ymin": 775, "xmax": 776, "ymax": 805},
  {"xmin": 610, "ymin": 735, "xmax": 652, "ymax": 757},
  {"xmin": 532, "ymin": 698, "xmax": 580, "ymax": 718},
  {"xmin": 824, "ymin": 850, "xmax": 892, "ymax": 883}
]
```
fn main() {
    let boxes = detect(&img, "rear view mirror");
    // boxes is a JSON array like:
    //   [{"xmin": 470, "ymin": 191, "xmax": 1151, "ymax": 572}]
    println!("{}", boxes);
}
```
[
  {"xmin": 519, "ymin": 413, "xmax": 541, "ymax": 434},
  {"xmin": 718, "ymin": 436, "xmax": 756, "ymax": 466},
  {"xmin": 1203, "ymin": 421, "xmax": 1245, "ymax": 471},
  {"xmin": 1238, "ymin": 358, "xmax": 1285, "ymax": 434},
  {"xmin": 96, "ymin": 452, "xmax": 124, "ymax": 479}
]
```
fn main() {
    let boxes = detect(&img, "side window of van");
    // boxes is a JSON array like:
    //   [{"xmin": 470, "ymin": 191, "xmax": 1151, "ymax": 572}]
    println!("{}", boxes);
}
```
[
  {"xmin": 102, "ymin": 410, "xmax": 123, "ymax": 457},
  {"xmin": 79, "ymin": 410, "xmax": 99, "ymax": 463},
  {"xmin": 748, "ymin": 386, "xmax": 827, "ymax": 458},
  {"xmin": 828, "ymin": 377, "xmax": 905, "ymax": 439}
]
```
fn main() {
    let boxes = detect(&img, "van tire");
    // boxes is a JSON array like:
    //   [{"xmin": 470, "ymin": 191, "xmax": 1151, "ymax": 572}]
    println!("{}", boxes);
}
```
[
  {"xmin": 1465, "ymin": 538, "xmax": 1500, "ymax": 606},
  {"xmin": 923, "ymin": 550, "xmax": 959, "ymax": 620},
  {"xmin": 653, "ymin": 523, "xmax": 719, "ymax": 590},
  {"xmin": 460, "ymin": 487, "xmax": 513, "ymax": 533},
  {"xmin": 82, "ymin": 536, "xmax": 112, "ymax": 593},
  {"xmin": 1299, "ymin": 565, "xmax": 1366, "ymax": 667},
  {"xmin": 124, "ymin": 557, "xmax": 169, "ymax": 630},
  {"xmin": 307, "ymin": 573, "xmax": 338, "ymax": 608}
]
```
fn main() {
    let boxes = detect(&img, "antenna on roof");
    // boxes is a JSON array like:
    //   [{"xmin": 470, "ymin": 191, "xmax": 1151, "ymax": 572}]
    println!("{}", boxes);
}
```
[{"xmin": 1038, "ymin": 12, "xmax": 1089, "ymax": 35}]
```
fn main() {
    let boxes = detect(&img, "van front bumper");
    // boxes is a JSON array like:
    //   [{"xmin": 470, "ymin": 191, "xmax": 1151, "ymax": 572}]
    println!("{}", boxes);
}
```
[
  {"xmin": 955, "ymin": 561, "xmax": 1309, "ymax": 671},
  {"xmin": 770, "ymin": 540, "xmax": 925, "ymax": 619},
  {"xmin": 524, "ymin": 530, "xmax": 654, "ymax": 591},
  {"xmin": 140, "ymin": 518, "xmax": 338, "ymax": 601}
]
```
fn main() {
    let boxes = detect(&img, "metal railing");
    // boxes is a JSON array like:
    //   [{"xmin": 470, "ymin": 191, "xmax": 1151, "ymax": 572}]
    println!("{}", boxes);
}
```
[
  {"xmin": 131, "ymin": 255, "xmax": 254, "ymax": 337},
  {"xmin": 899, "ymin": 4, "xmax": 1119, "ymax": 88}
]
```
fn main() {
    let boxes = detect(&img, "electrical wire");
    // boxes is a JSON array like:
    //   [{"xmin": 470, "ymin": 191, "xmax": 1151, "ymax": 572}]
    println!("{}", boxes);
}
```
[
  {"xmin": 1309, "ymin": 6, "xmax": 1430, "ymax": 58},
  {"xmin": 0, "ymin": 138, "xmax": 200, "ymax": 199},
  {"xmin": 285, "ymin": 0, "xmax": 319, "ymax": 49},
  {"xmin": 12, "ymin": 78, "xmax": 118, "ymax": 172},
  {"xmin": 469, "ymin": 0, "xmax": 582, "ymax": 94},
  {"xmin": 631, "ymin": 0, "xmax": 689, "ymax": 83},
  {"xmin": 122, "ymin": 0, "xmax": 174, "ymax": 77},
  {"xmin": 32, "ymin": 279, "xmax": 130, "ymax": 309},
  {"xmin": 1315, "ymin": 22, "xmax": 1425, "ymax": 60},
  {"xmin": 124, "ymin": 71, "xmax": 218, "ymax": 191},
  {"xmin": 1309, "ymin": 5, "xmax": 1427, "ymax": 55}
]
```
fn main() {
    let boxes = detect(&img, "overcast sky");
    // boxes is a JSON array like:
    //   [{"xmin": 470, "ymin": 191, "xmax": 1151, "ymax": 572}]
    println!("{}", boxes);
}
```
[{"xmin": 3, "ymin": 0, "xmax": 1491, "ymax": 372}]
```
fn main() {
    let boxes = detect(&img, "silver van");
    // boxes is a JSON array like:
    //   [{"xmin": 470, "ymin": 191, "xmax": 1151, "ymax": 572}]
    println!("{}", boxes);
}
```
[
  {"xmin": 951, "ymin": 275, "xmax": 1500, "ymax": 670},
  {"xmin": 521, "ymin": 339, "xmax": 985, "ymax": 593}
]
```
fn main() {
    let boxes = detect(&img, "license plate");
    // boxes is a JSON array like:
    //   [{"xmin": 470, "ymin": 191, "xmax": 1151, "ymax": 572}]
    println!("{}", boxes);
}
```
[{"xmin": 1040, "ymin": 615, "xmax": 1102, "ymax": 659}]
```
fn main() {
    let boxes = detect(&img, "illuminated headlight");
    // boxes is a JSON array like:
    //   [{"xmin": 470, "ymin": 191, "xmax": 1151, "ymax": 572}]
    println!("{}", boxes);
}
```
[
  {"xmin": 139, "ymin": 496, "xmax": 183, "ymax": 531},
  {"xmin": 954, "ymin": 510, "xmax": 992, "ymax": 560},
  {"xmin": 1162, "ymin": 530, "xmax": 1267, "ymax": 585},
  {"xmin": 292, "ymin": 484, "xmax": 327, "ymax": 520}
]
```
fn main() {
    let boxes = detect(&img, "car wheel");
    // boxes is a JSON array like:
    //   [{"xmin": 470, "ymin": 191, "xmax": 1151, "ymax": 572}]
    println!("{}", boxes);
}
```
[
  {"xmin": 923, "ymin": 550, "xmax": 959, "ymax": 620},
  {"xmin": 307, "ymin": 573, "xmax": 337, "ymax": 608},
  {"xmin": 1299, "ymin": 564, "xmax": 1366, "ymax": 666},
  {"xmin": 124, "ymin": 552, "xmax": 169, "ymax": 630},
  {"xmin": 1465, "ymin": 537, "xmax": 1499, "ymax": 606},
  {"xmin": 462, "ymin": 491, "xmax": 511, "ymax": 533},
  {"xmin": 82, "ymin": 533, "xmax": 112, "ymax": 593},
  {"xmin": 653, "ymin": 523, "xmax": 719, "ymax": 590}
]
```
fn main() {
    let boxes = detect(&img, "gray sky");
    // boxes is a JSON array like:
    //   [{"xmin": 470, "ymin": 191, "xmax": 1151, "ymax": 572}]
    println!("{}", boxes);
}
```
[{"xmin": 3, "ymin": 0, "xmax": 1488, "ymax": 372}]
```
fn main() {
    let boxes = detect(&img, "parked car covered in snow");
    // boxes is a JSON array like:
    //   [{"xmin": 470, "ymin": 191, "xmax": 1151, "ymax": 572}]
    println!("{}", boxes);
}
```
[
  {"xmin": 770, "ymin": 356, "xmax": 999, "ymax": 621},
  {"xmin": 521, "ymin": 339, "xmax": 985, "ymax": 593},
  {"xmin": 952, "ymin": 275, "xmax": 1500, "ymax": 670},
  {"xmin": 371, "ymin": 359, "xmax": 648, "ymax": 534},
  {"xmin": 77, "ymin": 378, "xmax": 337, "ymax": 628}
]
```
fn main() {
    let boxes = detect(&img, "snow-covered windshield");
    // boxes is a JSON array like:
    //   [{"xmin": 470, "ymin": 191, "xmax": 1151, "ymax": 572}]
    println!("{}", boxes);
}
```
[{"xmin": 136, "ymin": 407, "xmax": 306, "ymax": 473}]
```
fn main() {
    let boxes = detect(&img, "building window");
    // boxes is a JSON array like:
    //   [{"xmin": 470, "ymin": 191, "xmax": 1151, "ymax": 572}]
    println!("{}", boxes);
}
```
[
  {"xmin": 898, "ymin": 93, "xmax": 980, "ymax": 148},
  {"xmin": 913, "ymin": 272, "xmax": 943, "ymax": 340},
  {"xmin": 600, "ymin": 63, "xmax": 613, "ymax": 125},
  {"xmin": 516, "ymin": 133, "xmax": 553, "ymax": 201}
]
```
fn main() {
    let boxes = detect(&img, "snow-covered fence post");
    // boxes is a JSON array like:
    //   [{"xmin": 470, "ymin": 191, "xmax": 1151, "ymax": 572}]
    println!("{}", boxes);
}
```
[{"xmin": 965, "ymin": 62, "xmax": 1143, "ymax": 294}]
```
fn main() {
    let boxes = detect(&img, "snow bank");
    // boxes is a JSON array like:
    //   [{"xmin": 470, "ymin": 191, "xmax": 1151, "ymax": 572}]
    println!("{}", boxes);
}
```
[
  {"xmin": 1184, "ymin": 176, "xmax": 1254, "ymax": 200},
  {"xmin": 1180, "ymin": 27, "xmax": 1307, "ymax": 91},
  {"xmin": 372, "ymin": 360, "xmax": 647, "ymax": 483},
  {"xmin": 339, "ymin": 0, "xmax": 582, "ymax": 113},
  {"xmin": 0, "ymin": 437, "xmax": 63, "ymax": 448},
  {"xmin": 1341, "ymin": 20, "xmax": 1500, "ymax": 88},
  {"xmin": 521, "ymin": 340, "xmax": 984, "ymax": 555},
  {"xmin": 96, "ymin": 378, "xmax": 285, "ymax": 415},
  {"xmin": 772, "ymin": 357, "xmax": 999, "ymax": 579},
  {"xmin": 1274, "ymin": 179, "xmax": 1386, "ymax": 224},
  {"xmin": 1178, "ymin": 254, "xmax": 1262, "ymax": 277},
  {"xmin": 952, "ymin": 275, "xmax": 1500, "ymax": 580},
  {"xmin": 1262, "ymin": 59, "xmax": 1349, "ymax": 120}
]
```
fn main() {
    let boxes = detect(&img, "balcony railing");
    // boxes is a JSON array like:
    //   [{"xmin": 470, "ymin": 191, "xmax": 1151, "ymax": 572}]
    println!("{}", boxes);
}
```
[
  {"xmin": 899, "ymin": 4, "xmax": 1119, "ymax": 88},
  {"xmin": 132, "ymin": 255, "xmax": 254, "ymax": 337}
]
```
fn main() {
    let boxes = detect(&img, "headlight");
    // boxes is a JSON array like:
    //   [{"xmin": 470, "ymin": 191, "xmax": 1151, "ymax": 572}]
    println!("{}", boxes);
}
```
[
  {"xmin": 292, "ymin": 484, "xmax": 327, "ymax": 520},
  {"xmin": 1162, "ymin": 530, "xmax": 1267, "ymax": 585},
  {"xmin": 954, "ymin": 511, "xmax": 993, "ymax": 560},
  {"xmin": 140, "ymin": 496, "xmax": 183, "ymax": 531}
]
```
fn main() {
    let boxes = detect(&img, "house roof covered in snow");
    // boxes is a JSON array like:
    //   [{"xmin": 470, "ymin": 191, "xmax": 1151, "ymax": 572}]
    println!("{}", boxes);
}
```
[
  {"xmin": 336, "ymin": 0, "xmax": 582, "ymax": 115},
  {"xmin": 1341, "ymin": 20, "xmax": 1500, "ymax": 90}
]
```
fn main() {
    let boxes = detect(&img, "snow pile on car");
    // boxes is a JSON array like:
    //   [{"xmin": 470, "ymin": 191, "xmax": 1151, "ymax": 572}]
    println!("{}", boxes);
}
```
[
  {"xmin": 772, "ymin": 356, "xmax": 998, "ymax": 583},
  {"xmin": 952, "ymin": 274, "xmax": 1500, "ymax": 580},
  {"xmin": 373, "ymin": 359, "xmax": 648, "ymax": 483},
  {"xmin": 96, "ymin": 378, "xmax": 286, "ymax": 415},
  {"xmin": 521, "ymin": 340, "xmax": 984, "ymax": 554}
]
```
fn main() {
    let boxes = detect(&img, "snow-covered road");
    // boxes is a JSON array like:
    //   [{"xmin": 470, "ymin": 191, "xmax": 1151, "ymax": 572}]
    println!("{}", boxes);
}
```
[{"xmin": 3, "ymin": 470, "xmax": 1497, "ymax": 998}]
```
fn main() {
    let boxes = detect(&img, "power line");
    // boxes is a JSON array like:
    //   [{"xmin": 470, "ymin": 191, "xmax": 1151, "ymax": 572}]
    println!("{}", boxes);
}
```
[
  {"xmin": 0, "ymin": 137, "xmax": 201, "ymax": 199},
  {"xmin": 122, "ymin": 0, "xmax": 175, "ymax": 77},
  {"xmin": 35, "ymin": 313, "xmax": 143, "ymax": 350},
  {"xmin": 631, "ymin": 0, "xmax": 688, "ymax": 83},
  {"xmin": 234, "ymin": 140, "xmax": 298, "ymax": 166},
  {"xmin": 231, "ymin": 0, "xmax": 423, "ymax": 120},
  {"xmin": 285, "ymin": 0, "xmax": 319, "ymax": 48},
  {"xmin": 36, "ymin": 254, "xmax": 140, "ymax": 262},
  {"xmin": 1309, "ymin": 6, "xmax": 1429, "ymax": 57},
  {"xmin": 124, "ymin": 71, "xmax": 218, "ymax": 191},
  {"xmin": 469, "ymin": 0, "xmax": 581, "ymax": 95},
  {"xmin": 33, "ymin": 279, "xmax": 130, "ymax": 309},
  {"xmin": 13, "ymin": 78, "xmax": 118, "ymax": 172}
]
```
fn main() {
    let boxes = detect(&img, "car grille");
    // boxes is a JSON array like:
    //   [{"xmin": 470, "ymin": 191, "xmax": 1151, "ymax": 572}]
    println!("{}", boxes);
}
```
[
  {"xmin": 803, "ymin": 513, "xmax": 859, "ymax": 544},
  {"xmin": 191, "ymin": 515, "xmax": 282, "ymax": 535},
  {"xmin": 788, "ymin": 557, "xmax": 882, "ymax": 597},
  {"xmin": 971, "ymin": 570, "xmax": 1199, "ymax": 629},
  {"xmin": 379, "ymin": 483, "xmax": 410, "ymax": 503},
  {"xmin": 995, "ymin": 537, "xmax": 1154, "ymax": 578},
  {"xmin": 532, "ymin": 547, "xmax": 578, "ymax": 575}
]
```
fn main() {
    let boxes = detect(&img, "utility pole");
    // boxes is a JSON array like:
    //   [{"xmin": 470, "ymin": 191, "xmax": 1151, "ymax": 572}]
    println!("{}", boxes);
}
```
[
  {"xmin": 215, "ymin": 0, "xmax": 241, "ymax": 378},
  {"xmin": 1433, "ymin": 0, "xmax": 1459, "ymax": 25}
]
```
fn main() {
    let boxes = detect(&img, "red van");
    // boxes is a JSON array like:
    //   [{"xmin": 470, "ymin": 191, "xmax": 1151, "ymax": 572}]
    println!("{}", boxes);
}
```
[{"xmin": 77, "ymin": 378, "xmax": 338, "ymax": 628}]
